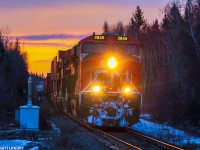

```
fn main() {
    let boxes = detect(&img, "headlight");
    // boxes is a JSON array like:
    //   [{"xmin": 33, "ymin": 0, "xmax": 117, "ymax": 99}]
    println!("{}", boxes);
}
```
[
  {"xmin": 108, "ymin": 57, "xmax": 117, "ymax": 69},
  {"xmin": 123, "ymin": 87, "xmax": 131, "ymax": 93},
  {"xmin": 93, "ymin": 85, "xmax": 101, "ymax": 93}
]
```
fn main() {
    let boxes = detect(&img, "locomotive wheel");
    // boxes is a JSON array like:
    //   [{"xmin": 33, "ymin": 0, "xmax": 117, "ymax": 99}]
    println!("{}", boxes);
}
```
[
  {"xmin": 125, "ymin": 108, "xmax": 140, "ymax": 126},
  {"xmin": 133, "ymin": 108, "xmax": 140, "ymax": 123},
  {"xmin": 77, "ymin": 104, "xmax": 89, "ymax": 120},
  {"xmin": 66, "ymin": 93, "xmax": 72, "ymax": 114}
]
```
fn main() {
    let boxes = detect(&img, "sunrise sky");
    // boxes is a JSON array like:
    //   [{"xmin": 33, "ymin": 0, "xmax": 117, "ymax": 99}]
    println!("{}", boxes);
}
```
[{"xmin": 0, "ymin": 0, "xmax": 169, "ymax": 75}]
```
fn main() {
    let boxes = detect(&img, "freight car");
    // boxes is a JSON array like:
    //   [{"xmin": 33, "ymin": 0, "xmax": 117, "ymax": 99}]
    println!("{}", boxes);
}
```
[{"xmin": 47, "ymin": 32, "xmax": 142, "ymax": 127}]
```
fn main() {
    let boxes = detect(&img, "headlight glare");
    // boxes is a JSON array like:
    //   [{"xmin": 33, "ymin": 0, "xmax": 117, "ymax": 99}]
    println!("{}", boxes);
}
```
[
  {"xmin": 108, "ymin": 57, "xmax": 117, "ymax": 69},
  {"xmin": 124, "ymin": 87, "xmax": 131, "ymax": 93},
  {"xmin": 93, "ymin": 85, "xmax": 101, "ymax": 93}
]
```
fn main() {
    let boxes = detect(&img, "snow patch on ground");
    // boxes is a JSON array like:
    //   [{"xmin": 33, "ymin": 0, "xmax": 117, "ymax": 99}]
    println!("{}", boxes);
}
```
[
  {"xmin": 140, "ymin": 113, "xmax": 152, "ymax": 120},
  {"xmin": 0, "ymin": 129, "xmax": 19, "ymax": 134},
  {"xmin": 132, "ymin": 119, "xmax": 200, "ymax": 146},
  {"xmin": 0, "ymin": 140, "xmax": 46, "ymax": 149},
  {"xmin": 0, "ymin": 120, "xmax": 60, "ymax": 149},
  {"xmin": 0, "ymin": 140, "xmax": 30, "ymax": 147},
  {"xmin": 29, "ymin": 146, "xmax": 39, "ymax": 150},
  {"xmin": 48, "ymin": 120, "xmax": 61, "ymax": 136},
  {"xmin": 0, "ymin": 140, "xmax": 40, "ymax": 150}
]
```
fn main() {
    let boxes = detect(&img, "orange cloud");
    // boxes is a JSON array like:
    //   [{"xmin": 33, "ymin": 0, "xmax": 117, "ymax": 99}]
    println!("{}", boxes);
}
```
[{"xmin": 22, "ymin": 38, "xmax": 80, "ymax": 75}]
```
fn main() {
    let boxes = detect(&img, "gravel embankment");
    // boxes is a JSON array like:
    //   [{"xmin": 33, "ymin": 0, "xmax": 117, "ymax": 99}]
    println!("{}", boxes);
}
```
[{"xmin": 45, "ymin": 100, "xmax": 117, "ymax": 150}]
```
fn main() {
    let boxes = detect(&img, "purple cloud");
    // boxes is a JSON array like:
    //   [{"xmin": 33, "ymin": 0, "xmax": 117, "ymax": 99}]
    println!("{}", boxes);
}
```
[
  {"xmin": 23, "ymin": 42, "xmax": 71, "ymax": 47},
  {"xmin": 0, "ymin": 0, "xmax": 169, "ymax": 9},
  {"xmin": 16, "ymin": 34, "xmax": 88, "ymax": 41}
]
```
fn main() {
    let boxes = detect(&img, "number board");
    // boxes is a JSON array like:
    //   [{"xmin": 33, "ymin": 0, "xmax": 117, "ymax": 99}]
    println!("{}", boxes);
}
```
[
  {"xmin": 93, "ymin": 35, "xmax": 105, "ymax": 40},
  {"xmin": 117, "ymin": 36, "xmax": 128, "ymax": 41}
]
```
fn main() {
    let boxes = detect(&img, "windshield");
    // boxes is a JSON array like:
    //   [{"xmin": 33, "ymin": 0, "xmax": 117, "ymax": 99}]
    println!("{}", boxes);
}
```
[
  {"xmin": 112, "ymin": 44, "xmax": 138, "ymax": 55},
  {"xmin": 96, "ymin": 73, "xmax": 121, "ymax": 86},
  {"xmin": 82, "ymin": 43, "xmax": 109, "ymax": 53}
]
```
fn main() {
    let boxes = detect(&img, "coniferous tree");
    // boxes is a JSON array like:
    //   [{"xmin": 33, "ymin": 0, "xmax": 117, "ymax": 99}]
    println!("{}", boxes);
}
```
[
  {"xmin": 162, "ymin": 14, "xmax": 171, "ymax": 31},
  {"xmin": 116, "ymin": 22, "xmax": 124, "ymax": 35},
  {"xmin": 128, "ymin": 18, "xmax": 137, "ymax": 37},
  {"xmin": 103, "ymin": 21, "xmax": 109, "ymax": 33},
  {"xmin": 133, "ymin": 6, "xmax": 147, "ymax": 39},
  {"xmin": 186, "ymin": 0, "xmax": 200, "ymax": 61}
]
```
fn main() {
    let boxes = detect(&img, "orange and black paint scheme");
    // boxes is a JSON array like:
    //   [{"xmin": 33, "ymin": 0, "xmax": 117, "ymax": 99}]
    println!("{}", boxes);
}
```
[{"xmin": 47, "ymin": 33, "xmax": 142, "ymax": 127}]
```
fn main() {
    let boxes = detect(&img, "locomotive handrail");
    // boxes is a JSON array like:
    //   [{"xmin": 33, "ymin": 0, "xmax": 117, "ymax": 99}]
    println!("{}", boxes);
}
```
[
  {"xmin": 126, "ymin": 128, "xmax": 184, "ymax": 150},
  {"xmin": 127, "ymin": 79, "xmax": 142, "ymax": 107},
  {"xmin": 79, "ymin": 75, "xmax": 98, "ymax": 105},
  {"xmin": 127, "ymin": 79, "xmax": 139, "ymax": 93},
  {"xmin": 131, "ymin": 55, "xmax": 142, "ymax": 63},
  {"xmin": 62, "ymin": 110, "xmax": 142, "ymax": 150}
]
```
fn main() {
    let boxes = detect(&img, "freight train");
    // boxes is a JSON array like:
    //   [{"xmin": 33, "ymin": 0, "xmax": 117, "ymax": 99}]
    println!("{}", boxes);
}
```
[{"xmin": 46, "ymin": 32, "xmax": 142, "ymax": 127}]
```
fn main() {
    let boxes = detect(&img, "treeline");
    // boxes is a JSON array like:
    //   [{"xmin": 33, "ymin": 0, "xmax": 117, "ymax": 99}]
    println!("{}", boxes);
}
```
[
  {"xmin": 0, "ymin": 28, "xmax": 29, "ymax": 111},
  {"xmin": 103, "ymin": 0, "xmax": 200, "ymax": 126}
]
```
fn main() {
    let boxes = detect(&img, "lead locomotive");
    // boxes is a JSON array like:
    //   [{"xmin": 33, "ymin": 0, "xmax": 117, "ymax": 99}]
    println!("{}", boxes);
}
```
[{"xmin": 47, "ymin": 33, "xmax": 142, "ymax": 127}]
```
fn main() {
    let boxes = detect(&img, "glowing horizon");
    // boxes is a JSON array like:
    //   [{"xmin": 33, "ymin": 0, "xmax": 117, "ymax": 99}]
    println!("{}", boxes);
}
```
[
  {"xmin": 0, "ymin": 0, "xmax": 170, "ymax": 76},
  {"xmin": 21, "ymin": 36, "xmax": 86, "ymax": 75}
]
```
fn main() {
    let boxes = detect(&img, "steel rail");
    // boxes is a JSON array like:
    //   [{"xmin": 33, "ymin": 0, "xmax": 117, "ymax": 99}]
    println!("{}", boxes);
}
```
[
  {"xmin": 62, "ymin": 111, "xmax": 141, "ymax": 150},
  {"xmin": 126, "ymin": 128, "xmax": 184, "ymax": 150}
]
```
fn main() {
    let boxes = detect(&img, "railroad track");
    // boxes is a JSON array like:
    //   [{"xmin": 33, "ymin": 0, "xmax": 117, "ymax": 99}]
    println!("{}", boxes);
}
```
[
  {"xmin": 125, "ymin": 128, "xmax": 184, "ymax": 150},
  {"xmin": 61, "ymin": 110, "xmax": 141, "ymax": 150},
  {"xmin": 59, "ymin": 109, "xmax": 183, "ymax": 150}
]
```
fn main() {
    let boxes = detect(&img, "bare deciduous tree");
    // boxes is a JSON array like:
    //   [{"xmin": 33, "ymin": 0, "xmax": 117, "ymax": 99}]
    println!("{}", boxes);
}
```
[{"xmin": 0, "ymin": 28, "xmax": 29, "ymax": 111}]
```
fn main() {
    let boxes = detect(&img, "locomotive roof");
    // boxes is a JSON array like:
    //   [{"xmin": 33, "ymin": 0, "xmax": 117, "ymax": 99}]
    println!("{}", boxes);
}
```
[{"xmin": 79, "ymin": 33, "xmax": 140, "ymax": 45}]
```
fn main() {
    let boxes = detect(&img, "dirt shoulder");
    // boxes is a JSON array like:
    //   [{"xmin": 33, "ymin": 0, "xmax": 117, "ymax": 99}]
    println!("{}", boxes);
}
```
[{"xmin": 43, "ymin": 99, "xmax": 116, "ymax": 150}]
